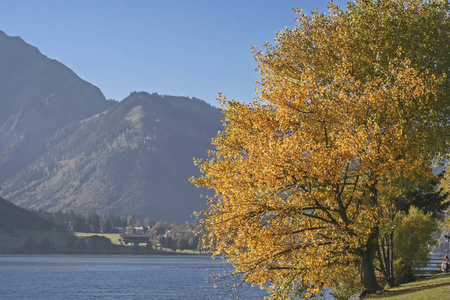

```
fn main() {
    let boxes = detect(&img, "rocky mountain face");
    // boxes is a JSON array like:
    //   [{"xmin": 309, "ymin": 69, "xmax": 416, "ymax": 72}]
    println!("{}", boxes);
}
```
[
  {"xmin": 0, "ymin": 31, "xmax": 222, "ymax": 222},
  {"xmin": 0, "ymin": 30, "xmax": 113, "ymax": 182}
]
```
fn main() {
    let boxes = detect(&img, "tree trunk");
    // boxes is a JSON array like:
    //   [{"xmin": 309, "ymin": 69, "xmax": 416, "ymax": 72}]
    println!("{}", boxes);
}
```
[
  {"xmin": 358, "ymin": 227, "xmax": 382, "ymax": 297},
  {"xmin": 378, "ymin": 233, "xmax": 395, "ymax": 287},
  {"xmin": 357, "ymin": 181, "xmax": 383, "ymax": 296}
]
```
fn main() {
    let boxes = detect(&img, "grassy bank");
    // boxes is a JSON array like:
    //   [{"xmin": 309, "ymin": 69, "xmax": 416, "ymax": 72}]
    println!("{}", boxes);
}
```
[
  {"xmin": 0, "ymin": 229, "xmax": 204, "ymax": 255},
  {"xmin": 74, "ymin": 232, "xmax": 123, "ymax": 245},
  {"xmin": 368, "ymin": 273, "xmax": 450, "ymax": 299},
  {"xmin": 0, "ymin": 229, "xmax": 72, "ymax": 253},
  {"xmin": 74, "ymin": 232, "xmax": 204, "ymax": 254}
]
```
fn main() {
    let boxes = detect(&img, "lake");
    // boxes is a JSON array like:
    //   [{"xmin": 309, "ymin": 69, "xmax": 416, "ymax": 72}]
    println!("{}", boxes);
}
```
[
  {"xmin": 0, "ymin": 255, "xmax": 335, "ymax": 299},
  {"xmin": 0, "ymin": 254, "xmax": 269, "ymax": 299}
]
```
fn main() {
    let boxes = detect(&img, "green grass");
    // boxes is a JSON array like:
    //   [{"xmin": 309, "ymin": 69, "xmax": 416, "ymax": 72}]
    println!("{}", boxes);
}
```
[
  {"xmin": 368, "ymin": 273, "xmax": 450, "ymax": 299},
  {"xmin": 0, "ymin": 229, "xmax": 205, "ymax": 255},
  {"xmin": 73, "ymin": 232, "xmax": 205, "ymax": 254}
]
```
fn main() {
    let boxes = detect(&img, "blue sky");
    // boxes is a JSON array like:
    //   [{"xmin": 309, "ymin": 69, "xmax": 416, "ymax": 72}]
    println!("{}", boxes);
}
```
[{"xmin": 0, "ymin": 0, "xmax": 348, "ymax": 107}]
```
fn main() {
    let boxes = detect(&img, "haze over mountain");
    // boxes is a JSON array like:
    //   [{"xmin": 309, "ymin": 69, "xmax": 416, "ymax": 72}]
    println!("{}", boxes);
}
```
[
  {"xmin": 0, "ymin": 30, "xmax": 222, "ymax": 222},
  {"xmin": 0, "ymin": 30, "xmax": 113, "ymax": 182}
]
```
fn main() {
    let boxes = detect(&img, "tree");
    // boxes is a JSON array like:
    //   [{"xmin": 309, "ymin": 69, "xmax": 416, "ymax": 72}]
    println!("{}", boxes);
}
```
[
  {"xmin": 393, "ymin": 206, "xmax": 437, "ymax": 283},
  {"xmin": 376, "ymin": 173, "xmax": 447, "ymax": 287},
  {"xmin": 127, "ymin": 214, "xmax": 136, "ymax": 227},
  {"xmin": 440, "ymin": 167, "xmax": 450, "ymax": 236},
  {"xmin": 146, "ymin": 241, "xmax": 153, "ymax": 251},
  {"xmin": 87, "ymin": 213, "xmax": 101, "ymax": 233},
  {"xmin": 189, "ymin": 236, "xmax": 200, "ymax": 249},
  {"xmin": 143, "ymin": 217, "xmax": 155, "ymax": 229},
  {"xmin": 177, "ymin": 237, "xmax": 190, "ymax": 250},
  {"xmin": 192, "ymin": 0, "xmax": 448, "ymax": 298},
  {"xmin": 102, "ymin": 218, "xmax": 113, "ymax": 233},
  {"xmin": 151, "ymin": 221, "xmax": 170, "ymax": 236},
  {"xmin": 39, "ymin": 238, "xmax": 55, "ymax": 252},
  {"xmin": 394, "ymin": 175, "xmax": 448, "ymax": 218},
  {"xmin": 22, "ymin": 237, "xmax": 39, "ymax": 251}
]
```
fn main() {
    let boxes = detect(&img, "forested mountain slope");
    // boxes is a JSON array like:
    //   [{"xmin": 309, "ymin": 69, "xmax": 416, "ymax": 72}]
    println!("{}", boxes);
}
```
[
  {"xmin": 0, "ymin": 30, "xmax": 222, "ymax": 222},
  {"xmin": 2, "ymin": 92, "xmax": 221, "ymax": 222},
  {"xmin": 0, "ymin": 197, "xmax": 54, "ymax": 231}
]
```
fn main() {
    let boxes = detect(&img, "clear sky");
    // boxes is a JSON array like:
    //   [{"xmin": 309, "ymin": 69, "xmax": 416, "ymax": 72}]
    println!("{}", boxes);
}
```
[{"xmin": 0, "ymin": 0, "xmax": 349, "ymax": 107}]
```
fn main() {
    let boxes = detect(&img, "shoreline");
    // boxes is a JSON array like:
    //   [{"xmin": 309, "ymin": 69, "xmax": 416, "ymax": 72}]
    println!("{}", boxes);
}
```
[
  {"xmin": 0, "ymin": 247, "xmax": 209, "ymax": 256},
  {"xmin": 1, "ymin": 229, "xmax": 208, "ymax": 256}
]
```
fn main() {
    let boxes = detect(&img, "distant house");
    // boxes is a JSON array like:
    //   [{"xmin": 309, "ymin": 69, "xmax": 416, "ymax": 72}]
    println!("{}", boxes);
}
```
[
  {"xmin": 120, "ymin": 233, "xmax": 150, "ymax": 245},
  {"xmin": 133, "ymin": 226, "xmax": 144, "ymax": 234},
  {"xmin": 84, "ymin": 235, "xmax": 112, "ymax": 247}
]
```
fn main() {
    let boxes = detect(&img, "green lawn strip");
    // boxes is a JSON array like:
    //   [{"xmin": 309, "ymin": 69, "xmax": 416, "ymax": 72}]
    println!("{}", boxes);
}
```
[
  {"xmin": 0, "ymin": 230, "xmax": 205, "ymax": 255},
  {"xmin": 368, "ymin": 273, "xmax": 450, "ymax": 299},
  {"xmin": 73, "ymin": 233, "xmax": 202, "ymax": 254}
]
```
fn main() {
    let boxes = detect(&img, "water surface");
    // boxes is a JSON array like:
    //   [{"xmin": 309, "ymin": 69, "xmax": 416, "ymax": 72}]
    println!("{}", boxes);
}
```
[{"xmin": 0, "ymin": 255, "xmax": 268, "ymax": 299}]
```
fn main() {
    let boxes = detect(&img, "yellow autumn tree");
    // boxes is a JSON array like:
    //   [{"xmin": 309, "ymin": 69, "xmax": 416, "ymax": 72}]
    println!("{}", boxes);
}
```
[
  {"xmin": 441, "ymin": 166, "xmax": 450, "ymax": 233},
  {"xmin": 192, "ymin": 0, "xmax": 449, "ymax": 298}
]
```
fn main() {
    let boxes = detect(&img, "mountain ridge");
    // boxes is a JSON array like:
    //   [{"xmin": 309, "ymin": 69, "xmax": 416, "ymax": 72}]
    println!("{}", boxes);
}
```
[
  {"xmin": 0, "ymin": 30, "xmax": 113, "ymax": 183},
  {"xmin": 0, "ymin": 30, "xmax": 221, "ymax": 222},
  {"xmin": 2, "ymin": 92, "xmax": 221, "ymax": 222}
]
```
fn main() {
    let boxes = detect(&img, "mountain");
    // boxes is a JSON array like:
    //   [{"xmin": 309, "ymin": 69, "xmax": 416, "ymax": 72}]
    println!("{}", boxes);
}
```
[
  {"xmin": 2, "ymin": 92, "xmax": 222, "ymax": 222},
  {"xmin": 0, "ymin": 30, "xmax": 113, "ymax": 183},
  {"xmin": 0, "ymin": 30, "xmax": 222, "ymax": 223},
  {"xmin": 0, "ymin": 196, "xmax": 54, "ymax": 231}
]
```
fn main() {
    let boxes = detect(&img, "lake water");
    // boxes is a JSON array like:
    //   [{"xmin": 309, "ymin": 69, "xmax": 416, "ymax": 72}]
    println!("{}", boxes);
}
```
[{"xmin": 0, "ymin": 255, "xmax": 269, "ymax": 299}]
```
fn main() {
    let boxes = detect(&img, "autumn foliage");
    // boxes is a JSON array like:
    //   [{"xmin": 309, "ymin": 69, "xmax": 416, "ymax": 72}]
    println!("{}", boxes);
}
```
[{"xmin": 192, "ymin": 0, "xmax": 449, "ymax": 298}]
